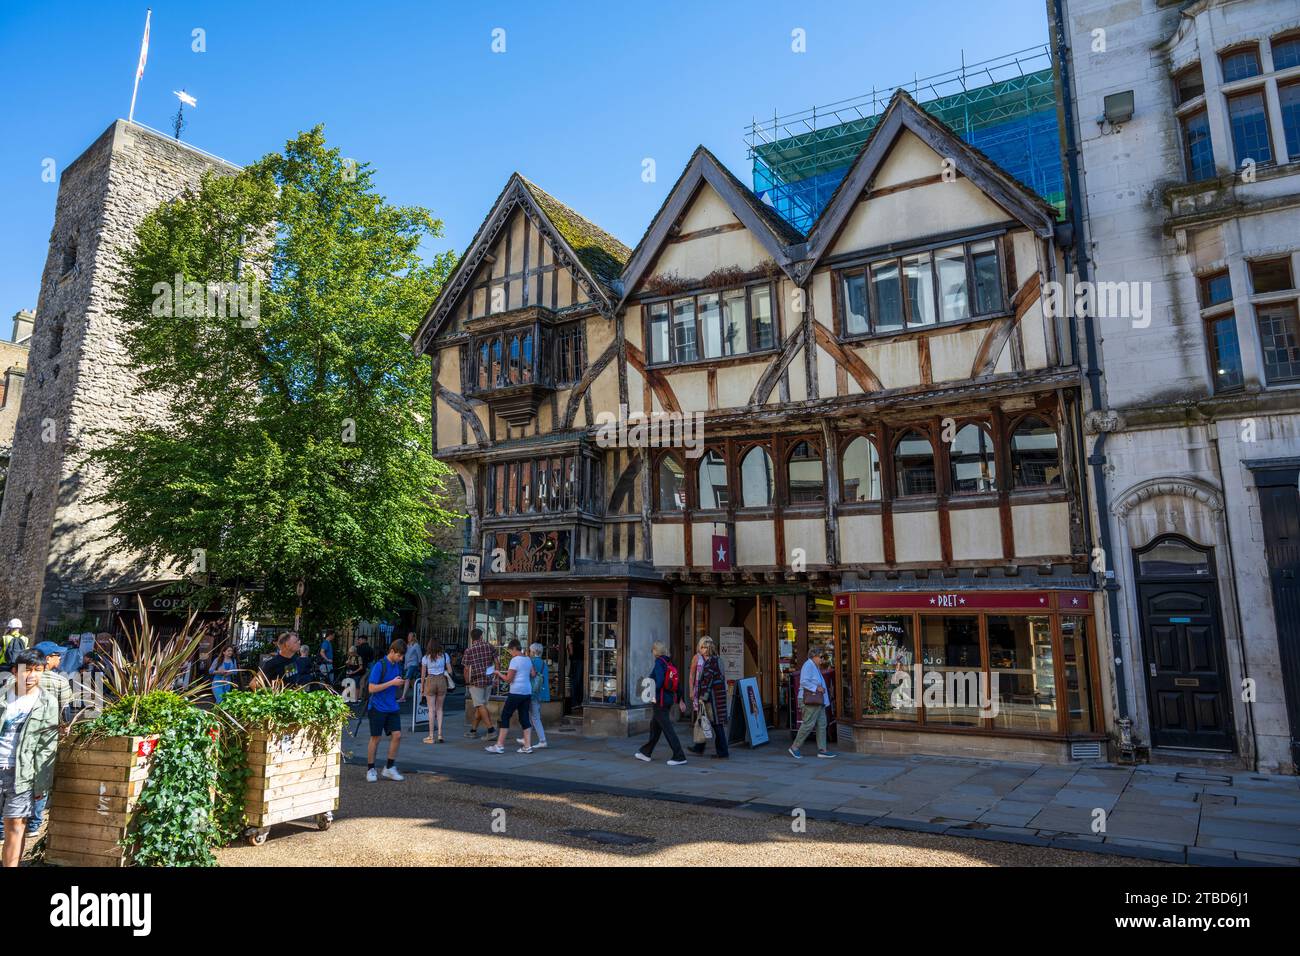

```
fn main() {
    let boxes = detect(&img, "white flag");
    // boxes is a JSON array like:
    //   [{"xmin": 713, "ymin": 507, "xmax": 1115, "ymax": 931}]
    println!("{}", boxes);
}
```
[
  {"xmin": 136, "ymin": 10, "xmax": 150, "ymax": 79},
  {"xmin": 174, "ymin": 90, "xmax": 197, "ymax": 107}
]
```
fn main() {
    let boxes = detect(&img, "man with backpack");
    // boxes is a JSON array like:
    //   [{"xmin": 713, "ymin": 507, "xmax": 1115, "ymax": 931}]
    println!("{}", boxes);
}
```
[
  {"xmin": 0, "ymin": 620, "xmax": 27, "ymax": 674},
  {"xmin": 634, "ymin": 641, "xmax": 687, "ymax": 766}
]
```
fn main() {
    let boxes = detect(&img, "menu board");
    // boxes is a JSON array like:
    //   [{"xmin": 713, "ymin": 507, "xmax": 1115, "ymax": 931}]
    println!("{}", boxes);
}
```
[{"xmin": 718, "ymin": 627, "xmax": 745, "ymax": 700}]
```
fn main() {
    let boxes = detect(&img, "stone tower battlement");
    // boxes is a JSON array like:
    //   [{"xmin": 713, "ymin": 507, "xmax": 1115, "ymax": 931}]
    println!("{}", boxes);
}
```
[{"xmin": 0, "ymin": 120, "xmax": 238, "ymax": 634}]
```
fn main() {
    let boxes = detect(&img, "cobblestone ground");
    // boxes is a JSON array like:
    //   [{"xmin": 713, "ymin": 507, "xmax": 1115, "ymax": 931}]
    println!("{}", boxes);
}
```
[{"xmin": 215, "ymin": 764, "xmax": 1170, "ymax": 867}]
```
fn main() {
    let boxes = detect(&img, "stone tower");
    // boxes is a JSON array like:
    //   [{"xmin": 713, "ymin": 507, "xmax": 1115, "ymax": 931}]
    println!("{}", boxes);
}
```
[{"xmin": 0, "ymin": 120, "xmax": 238, "ymax": 634}]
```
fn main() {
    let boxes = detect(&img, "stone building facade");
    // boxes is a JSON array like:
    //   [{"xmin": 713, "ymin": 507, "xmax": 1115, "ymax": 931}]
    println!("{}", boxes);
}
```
[
  {"xmin": 0, "ymin": 310, "xmax": 33, "ymax": 510},
  {"xmin": 0, "ymin": 121, "xmax": 238, "ymax": 634},
  {"xmin": 1060, "ymin": 0, "xmax": 1300, "ymax": 772}
]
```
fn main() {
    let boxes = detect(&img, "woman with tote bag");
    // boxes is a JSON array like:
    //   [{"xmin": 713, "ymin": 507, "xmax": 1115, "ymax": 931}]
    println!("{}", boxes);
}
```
[{"xmin": 690, "ymin": 637, "xmax": 729, "ymax": 759}]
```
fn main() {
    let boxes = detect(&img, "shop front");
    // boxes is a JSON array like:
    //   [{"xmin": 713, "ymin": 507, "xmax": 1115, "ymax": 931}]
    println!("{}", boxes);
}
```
[
  {"xmin": 830, "ymin": 589, "xmax": 1105, "ymax": 764},
  {"xmin": 470, "ymin": 577, "xmax": 671, "ymax": 737}
]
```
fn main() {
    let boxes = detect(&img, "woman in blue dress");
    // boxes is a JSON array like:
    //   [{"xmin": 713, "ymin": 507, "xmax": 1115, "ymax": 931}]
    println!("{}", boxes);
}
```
[{"xmin": 209, "ymin": 645, "xmax": 238, "ymax": 703}]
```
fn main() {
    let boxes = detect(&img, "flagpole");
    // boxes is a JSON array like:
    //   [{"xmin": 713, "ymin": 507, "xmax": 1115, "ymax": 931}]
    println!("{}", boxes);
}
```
[{"xmin": 128, "ymin": 8, "xmax": 151, "ymax": 124}]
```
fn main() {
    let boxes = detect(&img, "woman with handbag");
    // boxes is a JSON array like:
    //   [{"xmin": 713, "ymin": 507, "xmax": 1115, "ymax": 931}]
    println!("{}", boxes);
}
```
[
  {"xmin": 789, "ymin": 645, "xmax": 837, "ymax": 760},
  {"xmin": 690, "ymin": 638, "xmax": 729, "ymax": 758},
  {"xmin": 421, "ymin": 640, "xmax": 453, "ymax": 743}
]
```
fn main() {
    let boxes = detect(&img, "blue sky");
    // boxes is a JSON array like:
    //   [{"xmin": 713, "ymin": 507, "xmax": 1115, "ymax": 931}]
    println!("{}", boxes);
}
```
[{"xmin": 0, "ymin": 0, "xmax": 1050, "ymax": 327}]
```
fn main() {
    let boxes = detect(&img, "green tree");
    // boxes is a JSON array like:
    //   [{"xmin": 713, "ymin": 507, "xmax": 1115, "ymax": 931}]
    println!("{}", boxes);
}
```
[{"xmin": 87, "ymin": 128, "xmax": 459, "ymax": 632}]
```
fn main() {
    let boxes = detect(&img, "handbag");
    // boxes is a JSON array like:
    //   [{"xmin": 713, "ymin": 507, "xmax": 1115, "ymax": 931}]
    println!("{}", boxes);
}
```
[
  {"xmin": 443, "ymin": 654, "xmax": 456, "ymax": 691},
  {"xmin": 802, "ymin": 689, "xmax": 826, "ymax": 707},
  {"xmin": 695, "ymin": 707, "xmax": 714, "ymax": 742}
]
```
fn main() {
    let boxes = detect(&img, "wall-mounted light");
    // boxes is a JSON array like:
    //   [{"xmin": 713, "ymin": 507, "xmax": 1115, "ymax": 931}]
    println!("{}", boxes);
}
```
[{"xmin": 1098, "ymin": 90, "xmax": 1135, "ymax": 131}]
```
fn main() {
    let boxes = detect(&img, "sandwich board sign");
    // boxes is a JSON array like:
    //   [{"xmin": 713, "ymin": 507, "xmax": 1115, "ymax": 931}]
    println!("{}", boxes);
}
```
[{"xmin": 727, "ymin": 677, "xmax": 769, "ymax": 747}]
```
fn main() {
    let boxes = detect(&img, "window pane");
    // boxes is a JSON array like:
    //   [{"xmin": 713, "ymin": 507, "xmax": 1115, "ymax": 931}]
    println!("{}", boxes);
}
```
[
  {"xmin": 842, "ymin": 436, "xmax": 881, "ymax": 502},
  {"xmin": 903, "ymin": 252, "xmax": 936, "ymax": 327},
  {"xmin": 919, "ymin": 616, "xmax": 983, "ymax": 726},
  {"xmin": 871, "ymin": 261, "xmax": 903, "ymax": 333},
  {"xmin": 1181, "ymin": 109, "xmax": 1216, "ymax": 182},
  {"xmin": 672, "ymin": 297, "xmax": 698, "ymax": 363},
  {"xmin": 1220, "ymin": 46, "xmax": 1261, "ymax": 82},
  {"xmin": 740, "ymin": 446, "xmax": 774, "ymax": 507},
  {"xmin": 698, "ymin": 450, "xmax": 729, "ymax": 509},
  {"xmin": 786, "ymin": 441, "xmax": 824, "ymax": 505},
  {"xmin": 1174, "ymin": 64, "xmax": 1205, "ymax": 105},
  {"xmin": 935, "ymin": 246, "xmax": 970, "ymax": 322},
  {"xmin": 1228, "ymin": 91, "xmax": 1273, "ymax": 166},
  {"xmin": 1010, "ymin": 417, "xmax": 1061, "ymax": 488},
  {"xmin": 949, "ymin": 424, "xmax": 997, "ymax": 493},
  {"xmin": 648, "ymin": 303, "xmax": 670, "ymax": 364},
  {"xmin": 1282, "ymin": 82, "xmax": 1300, "ymax": 160},
  {"xmin": 722, "ymin": 289, "xmax": 749, "ymax": 355},
  {"xmin": 698, "ymin": 293, "xmax": 722, "ymax": 359},
  {"xmin": 971, "ymin": 240, "xmax": 1002, "ymax": 314},
  {"xmin": 1198, "ymin": 270, "xmax": 1232, "ymax": 307},
  {"xmin": 988, "ymin": 615, "xmax": 1057, "ymax": 733},
  {"xmin": 658, "ymin": 456, "xmax": 685, "ymax": 511},
  {"xmin": 1136, "ymin": 538, "xmax": 1212, "ymax": 577},
  {"xmin": 1250, "ymin": 258, "xmax": 1293, "ymax": 293},
  {"xmin": 1274, "ymin": 36, "xmax": 1300, "ymax": 70},
  {"xmin": 1207, "ymin": 315, "xmax": 1240, "ymax": 394},
  {"xmin": 893, "ymin": 430, "xmax": 936, "ymax": 496},
  {"xmin": 750, "ymin": 286, "xmax": 774, "ymax": 350},
  {"xmin": 841, "ymin": 271, "xmax": 869, "ymax": 335},
  {"xmin": 1061, "ymin": 616, "xmax": 1095, "ymax": 733},
  {"xmin": 1258, "ymin": 301, "xmax": 1300, "ymax": 382},
  {"xmin": 859, "ymin": 616, "xmax": 915, "ymax": 722}
]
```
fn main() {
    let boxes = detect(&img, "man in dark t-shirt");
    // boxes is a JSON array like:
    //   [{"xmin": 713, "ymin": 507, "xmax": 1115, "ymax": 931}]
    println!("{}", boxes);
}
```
[{"xmin": 259, "ymin": 632, "xmax": 302, "ymax": 684}]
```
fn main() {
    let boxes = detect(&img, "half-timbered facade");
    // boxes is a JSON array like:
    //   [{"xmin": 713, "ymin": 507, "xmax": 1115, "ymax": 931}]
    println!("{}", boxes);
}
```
[{"xmin": 418, "ymin": 91, "xmax": 1107, "ymax": 761}]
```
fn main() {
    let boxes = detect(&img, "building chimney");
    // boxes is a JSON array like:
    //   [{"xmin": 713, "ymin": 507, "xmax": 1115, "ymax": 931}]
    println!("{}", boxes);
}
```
[{"xmin": 10, "ymin": 310, "xmax": 34, "ymax": 346}]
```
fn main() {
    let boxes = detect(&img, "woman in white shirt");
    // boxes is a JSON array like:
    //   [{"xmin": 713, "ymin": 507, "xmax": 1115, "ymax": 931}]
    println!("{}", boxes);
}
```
[{"xmin": 420, "ymin": 641, "xmax": 453, "ymax": 744}]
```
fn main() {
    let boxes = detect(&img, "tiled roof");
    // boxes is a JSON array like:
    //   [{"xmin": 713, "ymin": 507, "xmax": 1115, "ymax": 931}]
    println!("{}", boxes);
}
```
[{"xmin": 520, "ymin": 177, "xmax": 631, "ymax": 297}]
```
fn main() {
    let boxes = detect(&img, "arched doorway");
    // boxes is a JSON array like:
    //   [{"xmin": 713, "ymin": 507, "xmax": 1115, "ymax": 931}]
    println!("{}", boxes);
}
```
[{"xmin": 1133, "ymin": 534, "xmax": 1234, "ymax": 752}]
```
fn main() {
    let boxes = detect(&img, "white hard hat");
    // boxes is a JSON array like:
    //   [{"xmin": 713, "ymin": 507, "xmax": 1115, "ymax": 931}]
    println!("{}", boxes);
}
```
[{"xmin": 6, "ymin": 619, "xmax": 21, "ymax": 630}]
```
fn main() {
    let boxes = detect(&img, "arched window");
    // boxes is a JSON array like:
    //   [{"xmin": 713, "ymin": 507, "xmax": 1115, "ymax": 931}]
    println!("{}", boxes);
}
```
[
  {"xmin": 508, "ymin": 335, "xmax": 522, "ymax": 383},
  {"xmin": 520, "ymin": 331, "xmax": 534, "ymax": 383},
  {"xmin": 949, "ymin": 423, "xmax": 997, "ymax": 493},
  {"xmin": 697, "ymin": 450, "xmax": 729, "ymax": 510},
  {"xmin": 740, "ymin": 445, "xmax": 774, "ymax": 507},
  {"xmin": 1135, "ymin": 535, "xmax": 1213, "ymax": 578},
  {"xmin": 657, "ymin": 455, "xmax": 686, "ymax": 511},
  {"xmin": 786, "ymin": 441, "xmax": 825, "ymax": 505},
  {"xmin": 478, "ymin": 341, "xmax": 490, "ymax": 388},
  {"xmin": 893, "ymin": 430, "xmax": 936, "ymax": 497},
  {"xmin": 842, "ymin": 436, "xmax": 881, "ymax": 502},
  {"xmin": 1009, "ymin": 416, "xmax": 1061, "ymax": 488},
  {"xmin": 491, "ymin": 339, "xmax": 503, "ymax": 386}
]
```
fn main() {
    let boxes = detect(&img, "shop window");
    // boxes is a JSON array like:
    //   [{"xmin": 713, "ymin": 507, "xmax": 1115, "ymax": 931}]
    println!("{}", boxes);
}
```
[
  {"xmin": 1249, "ymin": 257, "xmax": 1294, "ymax": 294},
  {"xmin": 697, "ymin": 449, "xmax": 729, "ymax": 509},
  {"xmin": 841, "ymin": 436, "xmax": 881, "ymax": 502},
  {"xmin": 1273, "ymin": 33, "xmax": 1300, "ymax": 71},
  {"xmin": 987, "ymin": 615, "xmax": 1057, "ymax": 733},
  {"xmin": 1060, "ymin": 616, "xmax": 1095, "ymax": 733},
  {"xmin": 949, "ymin": 423, "xmax": 996, "ymax": 494},
  {"xmin": 1257, "ymin": 301, "xmax": 1300, "ymax": 383},
  {"xmin": 472, "ymin": 599, "xmax": 530, "ymax": 695},
  {"xmin": 1282, "ymin": 81, "xmax": 1300, "ymax": 159},
  {"xmin": 1173, "ymin": 63, "xmax": 1204, "ymax": 105},
  {"xmin": 786, "ymin": 441, "xmax": 824, "ymax": 505},
  {"xmin": 589, "ymin": 598, "xmax": 620, "ymax": 704},
  {"xmin": 1227, "ymin": 90, "xmax": 1273, "ymax": 167},
  {"xmin": 1180, "ymin": 109, "xmax": 1215, "ymax": 182},
  {"xmin": 740, "ymin": 445, "xmax": 774, "ymax": 507},
  {"xmin": 919, "ymin": 615, "xmax": 983, "ymax": 726},
  {"xmin": 1220, "ymin": 44, "xmax": 1262, "ymax": 82},
  {"xmin": 1009, "ymin": 417, "xmax": 1061, "ymax": 488},
  {"xmin": 657, "ymin": 454, "xmax": 685, "ymax": 511},
  {"xmin": 893, "ymin": 430, "xmax": 936, "ymax": 497},
  {"xmin": 859, "ymin": 615, "xmax": 915, "ymax": 722},
  {"xmin": 1135, "ymin": 536, "xmax": 1212, "ymax": 578}
]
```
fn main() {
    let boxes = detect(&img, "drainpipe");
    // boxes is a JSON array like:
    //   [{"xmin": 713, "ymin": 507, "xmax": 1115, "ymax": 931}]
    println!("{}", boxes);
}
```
[{"xmin": 1051, "ymin": 0, "xmax": 1131, "ymax": 729}]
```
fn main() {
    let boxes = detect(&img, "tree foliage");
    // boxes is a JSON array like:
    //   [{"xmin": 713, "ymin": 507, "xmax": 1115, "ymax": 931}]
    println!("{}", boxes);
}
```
[{"xmin": 88, "ymin": 128, "xmax": 459, "ymax": 630}]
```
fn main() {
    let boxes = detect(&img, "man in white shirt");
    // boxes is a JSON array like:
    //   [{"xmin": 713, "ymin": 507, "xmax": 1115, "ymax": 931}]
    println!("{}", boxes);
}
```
[{"xmin": 789, "ymin": 645, "xmax": 837, "ymax": 760}]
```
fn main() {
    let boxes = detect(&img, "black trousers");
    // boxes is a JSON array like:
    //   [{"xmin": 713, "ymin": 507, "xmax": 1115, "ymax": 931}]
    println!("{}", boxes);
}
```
[{"xmin": 640, "ymin": 705, "xmax": 685, "ymax": 760}]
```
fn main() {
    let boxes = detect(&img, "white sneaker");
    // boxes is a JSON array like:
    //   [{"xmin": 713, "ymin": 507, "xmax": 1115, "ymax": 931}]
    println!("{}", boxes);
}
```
[
  {"xmin": 366, "ymin": 768, "xmax": 378, "ymax": 782},
  {"xmin": 634, "ymin": 751, "xmax": 651, "ymax": 762},
  {"xmin": 484, "ymin": 744, "xmax": 505, "ymax": 754},
  {"xmin": 381, "ymin": 766, "xmax": 405, "ymax": 781},
  {"xmin": 533, "ymin": 741, "xmax": 548, "ymax": 749},
  {"xmin": 516, "ymin": 746, "xmax": 533, "ymax": 754},
  {"xmin": 516, "ymin": 738, "xmax": 526, "ymax": 746},
  {"xmin": 667, "ymin": 759, "xmax": 688, "ymax": 766}
]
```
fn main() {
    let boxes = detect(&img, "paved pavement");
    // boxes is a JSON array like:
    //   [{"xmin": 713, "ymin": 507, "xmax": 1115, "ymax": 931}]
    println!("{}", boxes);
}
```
[{"xmin": 347, "ymin": 694, "xmax": 1300, "ymax": 867}]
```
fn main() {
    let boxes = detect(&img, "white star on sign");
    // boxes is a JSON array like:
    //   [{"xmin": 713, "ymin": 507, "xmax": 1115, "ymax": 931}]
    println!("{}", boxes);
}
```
[
  {"xmin": 716, "ymin": 544, "xmax": 727, "ymax": 563},
  {"xmin": 958, "ymin": 597, "xmax": 966, "ymax": 605},
  {"xmin": 928, "ymin": 597, "xmax": 936, "ymax": 605}
]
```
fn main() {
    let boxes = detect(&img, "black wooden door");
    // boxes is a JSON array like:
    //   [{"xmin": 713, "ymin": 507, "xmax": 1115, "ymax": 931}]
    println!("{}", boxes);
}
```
[
  {"xmin": 1257, "ymin": 469, "xmax": 1300, "ymax": 768},
  {"xmin": 1138, "ymin": 583, "xmax": 1234, "ymax": 751}
]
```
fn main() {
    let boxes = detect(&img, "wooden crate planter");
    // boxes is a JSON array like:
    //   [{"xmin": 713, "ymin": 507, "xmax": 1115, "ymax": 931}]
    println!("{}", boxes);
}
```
[
  {"xmin": 45, "ymin": 735, "xmax": 158, "ymax": 868},
  {"xmin": 242, "ymin": 728, "xmax": 341, "ymax": 845}
]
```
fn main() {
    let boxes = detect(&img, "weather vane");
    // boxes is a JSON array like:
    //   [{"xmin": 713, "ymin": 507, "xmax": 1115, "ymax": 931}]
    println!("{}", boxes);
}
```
[{"xmin": 171, "ymin": 89, "xmax": 196, "ymax": 140}]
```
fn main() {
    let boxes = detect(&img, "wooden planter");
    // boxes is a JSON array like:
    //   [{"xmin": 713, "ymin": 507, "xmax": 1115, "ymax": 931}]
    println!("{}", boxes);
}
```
[
  {"xmin": 242, "ymin": 728, "xmax": 341, "ymax": 845},
  {"xmin": 45, "ymin": 735, "xmax": 158, "ymax": 868}
]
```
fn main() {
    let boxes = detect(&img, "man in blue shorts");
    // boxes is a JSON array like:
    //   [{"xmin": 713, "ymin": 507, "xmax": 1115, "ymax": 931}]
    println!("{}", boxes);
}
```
[{"xmin": 366, "ymin": 638, "xmax": 407, "ymax": 782}]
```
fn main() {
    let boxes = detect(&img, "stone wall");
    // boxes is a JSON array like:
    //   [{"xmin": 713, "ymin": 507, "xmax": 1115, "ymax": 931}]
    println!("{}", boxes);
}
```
[{"xmin": 0, "ymin": 120, "xmax": 238, "ymax": 632}]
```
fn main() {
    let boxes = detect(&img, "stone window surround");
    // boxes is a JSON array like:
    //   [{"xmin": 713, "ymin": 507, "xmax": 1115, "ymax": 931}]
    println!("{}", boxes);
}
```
[{"xmin": 1169, "ymin": 20, "xmax": 1300, "ymax": 179}]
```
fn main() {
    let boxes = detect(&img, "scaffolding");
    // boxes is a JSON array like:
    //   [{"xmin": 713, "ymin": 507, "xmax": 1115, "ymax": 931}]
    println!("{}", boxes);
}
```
[{"xmin": 747, "ymin": 45, "xmax": 1065, "ymax": 232}]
